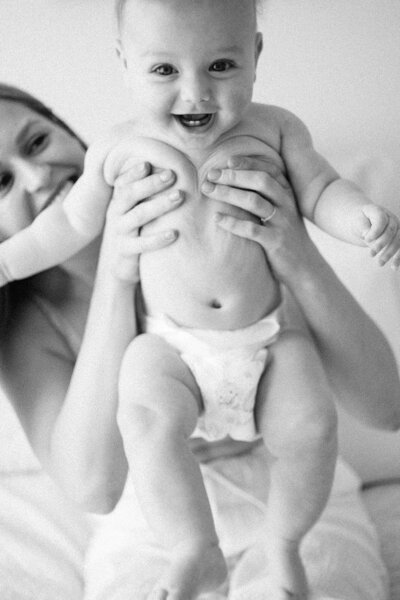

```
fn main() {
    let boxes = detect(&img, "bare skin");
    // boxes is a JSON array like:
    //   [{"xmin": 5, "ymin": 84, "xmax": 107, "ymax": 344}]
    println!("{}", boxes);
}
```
[{"xmin": 1, "ymin": 97, "xmax": 400, "ymax": 600}]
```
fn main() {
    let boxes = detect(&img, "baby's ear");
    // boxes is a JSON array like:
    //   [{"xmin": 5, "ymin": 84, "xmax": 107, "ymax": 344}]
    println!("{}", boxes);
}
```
[
  {"xmin": 255, "ymin": 32, "xmax": 263, "ymax": 66},
  {"xmin": 253, "ymin": 32, "xmax": 263, "ymax": 82},
  {"xmin": 115, "ymin": 38, "xmax": 127, "ymax": 67}
]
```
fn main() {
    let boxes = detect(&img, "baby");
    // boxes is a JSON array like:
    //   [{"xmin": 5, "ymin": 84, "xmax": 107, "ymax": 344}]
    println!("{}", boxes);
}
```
[{"xmin": 1, "ymin": 0, "xmax": 399, "ymax": 599}]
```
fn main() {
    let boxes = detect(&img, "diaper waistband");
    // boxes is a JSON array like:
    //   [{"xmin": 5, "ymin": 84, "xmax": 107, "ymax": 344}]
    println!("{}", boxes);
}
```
[{"xmin": 145, "ymin": 308, "xmax": 282, "ymax": 353}]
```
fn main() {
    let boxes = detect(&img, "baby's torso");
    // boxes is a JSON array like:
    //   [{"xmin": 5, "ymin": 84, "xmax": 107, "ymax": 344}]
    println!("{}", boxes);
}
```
[{"xmin": 104, "ymin": 104, "xmax": 284, "ymax": 329}]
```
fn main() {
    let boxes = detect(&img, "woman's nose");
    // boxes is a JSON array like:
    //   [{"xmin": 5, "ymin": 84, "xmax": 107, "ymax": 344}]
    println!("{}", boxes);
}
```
[{"xmin": 19, "ymin": 161, "xmax": 52, "ymax": 193}]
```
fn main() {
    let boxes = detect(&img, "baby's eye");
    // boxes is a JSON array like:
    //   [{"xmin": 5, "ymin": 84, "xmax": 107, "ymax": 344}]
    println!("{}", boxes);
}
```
[
  {"xmin": 209, "ymin": 60, "xmax": 235, "ymax": 73},
  {"xmin": 26, "ymin": 133, "xmax": 49, "ymax": 156},
  {"xmin": 153, "ymin": 64, "xmax": 177, "ymax": 76},
  {"xmin": 0, "ymin": 171, "xmax": 14, "ymax": 197}
]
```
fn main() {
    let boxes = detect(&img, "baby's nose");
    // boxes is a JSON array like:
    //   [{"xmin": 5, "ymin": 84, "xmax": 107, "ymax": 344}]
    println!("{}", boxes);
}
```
[{"xmin": 180, "ymin": 74, "xmax": 211, "ymax": 104}]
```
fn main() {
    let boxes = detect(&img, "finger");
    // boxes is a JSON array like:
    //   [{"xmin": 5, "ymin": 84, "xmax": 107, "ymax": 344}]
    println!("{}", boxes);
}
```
[
  {"xmin": 226, "ymin": 155, "xmax": 291, "ymax": 188},
  {"xmin": 201, "ymin": 182, "xmax": 276, "ymax": 218},
  {"xmin": 206, "ymin": 167, "xmax": 291, "ymax": 200},
  {"xmin": 362, "ymin": 205, "xmax": 389, "ymax": 242},
  {"xmin": 121, "ymin": 229, "xmax": 178, "ymax": 254},
  {"xmin": 114, "ymin": 161, "xmax": 150, "ymax": 183},
  {"xmin": 214, "ymin": 212, "xmax": 268, "ymax": 247},
  {"xmin": 391, "ymin": 249, "xmax": 400, "ymax": 270},
  {"xmin": 368, "ymin": 219, "xmax": 398, "ymax": 256},
  {"xmin": 373, "ymin": 228, "xmax": 400, "ymax": 266},
  {"xmin": 111, "ymin": 170, "xmax": 177, "ymax": 214},
  {"xmin": 120, "ymin": 190, "xmax": 184, "ymax": 231}
]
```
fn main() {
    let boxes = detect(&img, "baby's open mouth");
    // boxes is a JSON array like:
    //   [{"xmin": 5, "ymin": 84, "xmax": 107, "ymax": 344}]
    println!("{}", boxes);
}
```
[{"xmin": 174, "ymin": 114, "xmax": 213, "ymax": 128}]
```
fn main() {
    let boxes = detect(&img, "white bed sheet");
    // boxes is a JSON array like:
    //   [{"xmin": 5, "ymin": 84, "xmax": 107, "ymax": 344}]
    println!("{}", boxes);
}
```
[
  {"xmin": 0, "ymin": 470, "xmax": 398, "ymax": 599},
  {"xmin": 363, "ymin": 483, "xmax": 400, "ymax": 600}
]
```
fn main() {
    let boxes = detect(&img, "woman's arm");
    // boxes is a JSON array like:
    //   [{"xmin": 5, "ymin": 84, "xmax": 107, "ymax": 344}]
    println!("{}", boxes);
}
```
[
  {"xmin": 1, "ymin": 165, "xmax": 182, "ymax": 513},
  {"xmin": 203, "ymin": 157, "xmax": 400, "ymax": 430}
]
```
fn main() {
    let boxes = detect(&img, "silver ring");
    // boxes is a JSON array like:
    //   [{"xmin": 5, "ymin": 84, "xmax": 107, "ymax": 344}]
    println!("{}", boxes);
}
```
[{"xmin": 260, "ymin": 206, "xmax": 277, "ymax": 225}]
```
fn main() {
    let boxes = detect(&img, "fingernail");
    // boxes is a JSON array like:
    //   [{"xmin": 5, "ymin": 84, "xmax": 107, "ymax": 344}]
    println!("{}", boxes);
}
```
[
  {"xmin": 137, "ymin": 162, "xmax": 149, "ymax": 174},
  {"xmin": 168, "ymin": 190, "xmax": 183, "ymax": 204},
  {"xmin": 159, "ymin": 169, "xmax": 173, "ymax": 182},
  {"xmin": 164, "ymin": 230, "xmax": 177, "ymax": 240},
  {"xmin": 201, "ymin": 181, "xmax": 215, "ymax": 193},
  {"xmin": 207, "ymin": 169, "xmax": 222, "ymax": 181}
]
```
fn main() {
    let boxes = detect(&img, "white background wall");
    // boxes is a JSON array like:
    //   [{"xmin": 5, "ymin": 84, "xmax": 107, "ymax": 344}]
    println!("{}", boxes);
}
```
[
  {"xmin": 1, "ymin": 0, "xmax": 400, "ymax": 156},
  {"xmin": 1, "ymin": 0, "xmax": 400, "ymax": 478}
]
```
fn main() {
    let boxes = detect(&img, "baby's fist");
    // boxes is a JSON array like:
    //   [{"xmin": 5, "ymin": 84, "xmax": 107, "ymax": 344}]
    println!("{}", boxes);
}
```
[{"xmin": 361, "ymin": 203, "xmax": 400, "ymax": 268}]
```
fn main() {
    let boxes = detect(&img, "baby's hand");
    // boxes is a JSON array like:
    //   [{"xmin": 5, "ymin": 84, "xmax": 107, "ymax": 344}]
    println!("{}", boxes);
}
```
[{"xmin": 361, "ymin": 203, "xmax": 400, "ymax": 269}]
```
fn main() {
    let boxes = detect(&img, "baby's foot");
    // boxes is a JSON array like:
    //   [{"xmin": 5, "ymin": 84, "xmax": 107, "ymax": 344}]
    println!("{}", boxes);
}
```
[
  {"xmin": 265, "ymin": 538, "xmax": 308, "ymax": 600},
  {"xmin": 147, "ymin": 542, "xmax": 227, "ymax": 600}
]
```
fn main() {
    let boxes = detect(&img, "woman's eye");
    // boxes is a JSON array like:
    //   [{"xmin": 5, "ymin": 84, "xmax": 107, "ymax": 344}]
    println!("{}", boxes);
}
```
[
  {"xmin": 0, "ymin": 172, "xmax": 13, "ymax": 196},
  {"xmin": 153, "ymin": 64, "xmax": 177, "ymax": 76},
  {"xmin": 210, "ymin": 60, "xmax": 234, "ymax": 73},
  {"xmin": 26, "ymin": 133, "xmax": 48, "ymax": 155}
]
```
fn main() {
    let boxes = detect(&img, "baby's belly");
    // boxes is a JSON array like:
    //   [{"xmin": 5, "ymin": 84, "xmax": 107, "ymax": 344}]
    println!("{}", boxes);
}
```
[{"xmin": 140, "ymin": 199, "xmax": 280, "ymax": 330}]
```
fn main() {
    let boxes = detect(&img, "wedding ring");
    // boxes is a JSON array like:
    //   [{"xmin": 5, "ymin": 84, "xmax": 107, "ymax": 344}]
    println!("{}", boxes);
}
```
[{"xmin": 260, "ymin": 206, "xmax": 277, "ymax": 225}]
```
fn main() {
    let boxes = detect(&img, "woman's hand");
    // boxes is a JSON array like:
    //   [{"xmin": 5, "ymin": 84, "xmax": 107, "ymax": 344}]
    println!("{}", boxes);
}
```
[
  {"xmin": 201, "ymin": 156, "xmax": 319, "ymax": 287},
  {"xmin": 99, "ymin": 162, "xmax": 183, "ymax": 284}
]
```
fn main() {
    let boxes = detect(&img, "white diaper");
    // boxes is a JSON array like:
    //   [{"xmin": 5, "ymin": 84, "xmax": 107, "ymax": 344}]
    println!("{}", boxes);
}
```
[{"xmin": 145, "ymin": 310, "xmax": 281, "ymax": 441}]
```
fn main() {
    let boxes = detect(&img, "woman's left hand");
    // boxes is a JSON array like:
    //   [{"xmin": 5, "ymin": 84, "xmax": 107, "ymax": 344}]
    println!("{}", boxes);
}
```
[{"xmin": 201, "ymin": 156, "xmax": 318, "ymax": 286}]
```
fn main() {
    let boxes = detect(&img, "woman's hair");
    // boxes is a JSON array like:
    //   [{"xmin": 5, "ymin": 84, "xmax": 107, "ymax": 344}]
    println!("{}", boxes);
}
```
[
  {"xmin": 0, "ymin": 83, "xmax": 86, "ymax": 150},
  {"xmin": 0, "ymin": 83, "xmax": 86, "ymax": 330}
]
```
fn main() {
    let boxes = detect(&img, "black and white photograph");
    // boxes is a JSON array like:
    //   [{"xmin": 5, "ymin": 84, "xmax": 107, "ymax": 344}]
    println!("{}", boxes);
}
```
[{"xmin": 0, "ymin": 1, "xmax": 400, "ymax": 598}]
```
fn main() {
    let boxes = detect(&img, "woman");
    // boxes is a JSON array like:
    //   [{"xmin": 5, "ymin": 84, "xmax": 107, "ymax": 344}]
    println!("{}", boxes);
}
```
[{"xmin": 0, "ymin": 84, "xmax": 398, "ymax": 599}]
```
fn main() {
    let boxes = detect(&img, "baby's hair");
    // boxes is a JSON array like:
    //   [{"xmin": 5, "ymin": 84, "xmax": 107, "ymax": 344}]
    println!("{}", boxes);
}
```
[{"xmin": 115, "ymin": 0, "xmax": 264, "ymax": 34}]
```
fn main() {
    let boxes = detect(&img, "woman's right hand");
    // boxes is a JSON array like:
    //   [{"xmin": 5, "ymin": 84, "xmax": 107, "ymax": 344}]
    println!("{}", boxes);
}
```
[{"xmin": 98, "ymin": 162, "xmax": 184, "ymax": 284}]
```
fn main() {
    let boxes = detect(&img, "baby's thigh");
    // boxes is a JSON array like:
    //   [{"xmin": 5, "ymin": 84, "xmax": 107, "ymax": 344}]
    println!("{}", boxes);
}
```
[
  {"xmin": 118, "ymin": 333, "xmax": 202, "ymax": 433},
  {"xmin": 256, "ymin": 330, "xmax": 337, "ymax": 454}
]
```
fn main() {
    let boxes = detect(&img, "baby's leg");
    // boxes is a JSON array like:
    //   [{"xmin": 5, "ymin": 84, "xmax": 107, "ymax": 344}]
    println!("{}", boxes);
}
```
[
  {"xmin": 256, "ymin": 330, "xmax": 338, "ymax": 600},
  {"xmin": 117, "ymin": 334, "xmax": 227, "ymax": 600}
]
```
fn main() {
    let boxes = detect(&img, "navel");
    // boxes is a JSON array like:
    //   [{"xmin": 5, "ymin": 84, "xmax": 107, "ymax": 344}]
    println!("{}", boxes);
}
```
[{"xmin": 209, "ymin": 299, "xmax": 222, "ymax": 309}]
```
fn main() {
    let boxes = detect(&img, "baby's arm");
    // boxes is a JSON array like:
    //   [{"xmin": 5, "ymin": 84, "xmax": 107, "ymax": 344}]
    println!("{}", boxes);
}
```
[
  {"xmin": 278, "ymin": 108, "xmax": 400, "ymax": 266},
  {"xmin": 0, "ymin": 138, "xmax": 113, "ymax": 287}
]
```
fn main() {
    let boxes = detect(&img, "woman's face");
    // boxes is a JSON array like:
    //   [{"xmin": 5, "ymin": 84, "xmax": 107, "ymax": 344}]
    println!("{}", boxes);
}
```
[{"xmin": 0, "ymin": 100, "xmax": 85, "ymax": 240}]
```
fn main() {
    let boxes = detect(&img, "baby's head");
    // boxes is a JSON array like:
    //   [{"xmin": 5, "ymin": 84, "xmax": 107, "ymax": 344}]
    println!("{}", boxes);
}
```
[{"xmin": 115, "ymin": 0, "xmax": 263, "ymax": 147}]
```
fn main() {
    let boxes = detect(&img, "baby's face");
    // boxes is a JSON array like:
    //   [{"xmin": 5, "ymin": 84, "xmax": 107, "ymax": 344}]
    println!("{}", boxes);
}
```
[{"xmin": 118, "ymin": 0, "xmax": 262, "ymax": 149}]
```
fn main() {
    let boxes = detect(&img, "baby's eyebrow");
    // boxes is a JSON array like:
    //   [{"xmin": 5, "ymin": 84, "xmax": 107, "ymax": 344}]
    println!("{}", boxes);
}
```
[
  {"xmin": 140, "ymin": 50, "xmax": 175, "ymax": 59},
  {"xmin": 214, "ymin": 45, "xmax": 243, "ymax": 54}
]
